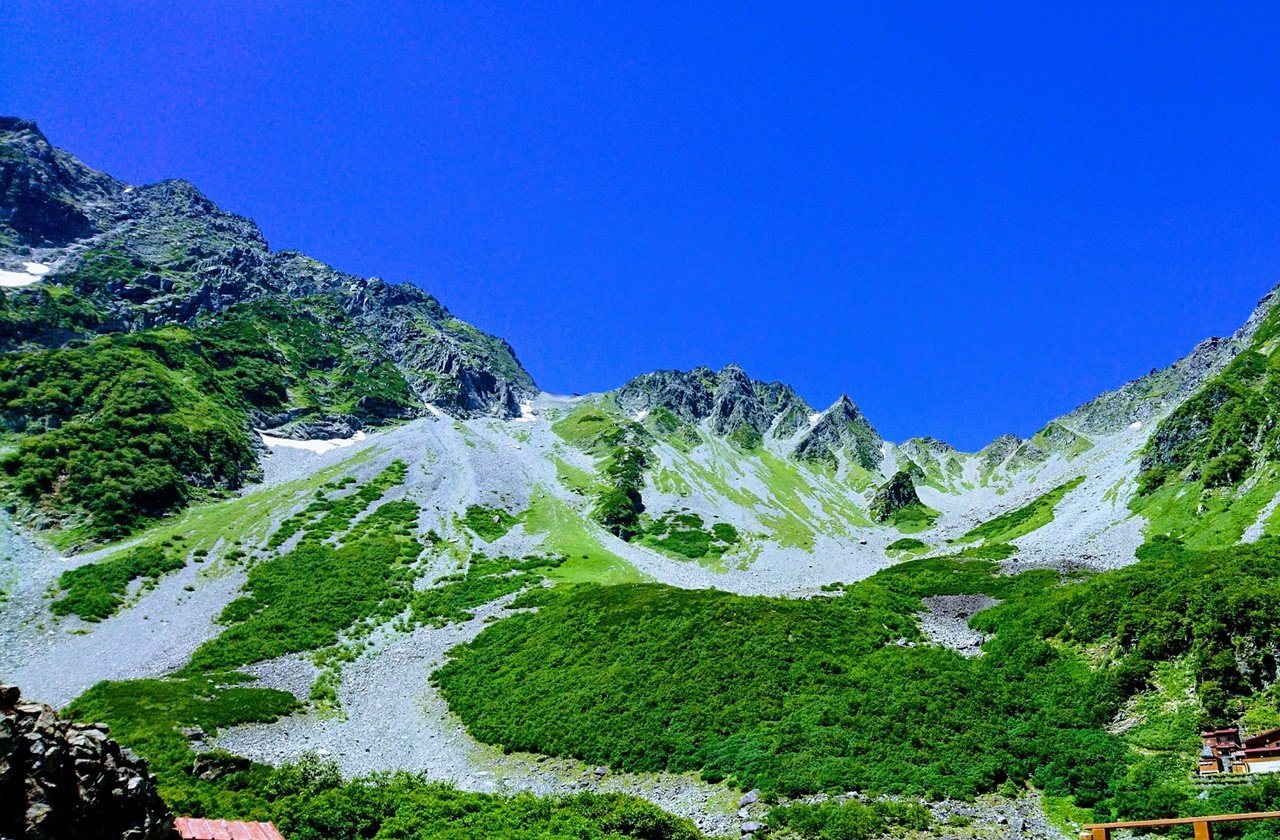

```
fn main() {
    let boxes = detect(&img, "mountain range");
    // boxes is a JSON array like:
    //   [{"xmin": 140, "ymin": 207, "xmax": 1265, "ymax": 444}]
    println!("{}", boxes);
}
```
[{"xmin": 4, "ymin": 117, "xmax": 1280, "ymax": 839}]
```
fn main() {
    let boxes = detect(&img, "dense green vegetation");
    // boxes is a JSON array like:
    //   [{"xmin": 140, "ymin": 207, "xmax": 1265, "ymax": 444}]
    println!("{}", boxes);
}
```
[
  {"xmin": 188, "ymin": 463, "xmax": 419, "ymax": 672},
  {"xmin": 462, "ymin": 504, "xmax": 522, "ymax": 541},
  {"xmin": 51, "ymin": 544, "xmax": 185, "ymax": 621},
  {"xmin": 960, "ymin": 475, "xmax": 1084, "ymax": 543},
  {"xmin": 66, "ymin": 679, "xmax": 701, "ymax": 840},
  {"xmin": 412, "ymin": 553, "xmax": 565, "ymax": 626},
  {"xmin": 0, "ymin": 253, "xmax": 421, "ymax": 544},
  {"xmin": 54, "ymin": 459, "xmax": 698, "ymax": 837},
  {"xmin": 592, "ymin": 443, "xmax": 649, "ymax": 539},
  {"xmin": 1139, "ymin": 345, "xmax": 1280, "ymax": 495},
  {"xmin": 882, "ymin": 502, "xmax": 939, "ymax": 533},
  {"xmin": 0, "ymin": 328, "xmax": 260, "ymax": 542},
  {"xmin": 640, "ymin": 511, "xmax": 740, "ymax": 561},
  {"xmin": 436, "ymin": 537, "xmax": 1280, "ymax": 822},
  {"xmin": 766, "ymin": 799, "xmax": 931, "ymax": 840},
  {"xmin": 552, "ymin": 404, "xmax": 654, "ymax": 540}
]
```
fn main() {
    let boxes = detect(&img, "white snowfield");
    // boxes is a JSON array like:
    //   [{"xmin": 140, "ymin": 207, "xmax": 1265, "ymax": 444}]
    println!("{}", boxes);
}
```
[
  {"xmin": 0, "ymin": 261, "xmax": 50, "ymax": 287},
  {"xmin": 257, "ymin": 429, "xmax": 367, "ymax": 454}
]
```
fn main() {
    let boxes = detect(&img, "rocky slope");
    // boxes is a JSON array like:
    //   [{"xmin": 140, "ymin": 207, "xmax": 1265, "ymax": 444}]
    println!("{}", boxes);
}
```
[
  {"xmin": 7, "ymin": 116, "xmax": 1280, "ymax": 839},
  {"xmin": 0, "ymin": 117, "xmax": 533, "ymax": 419}
]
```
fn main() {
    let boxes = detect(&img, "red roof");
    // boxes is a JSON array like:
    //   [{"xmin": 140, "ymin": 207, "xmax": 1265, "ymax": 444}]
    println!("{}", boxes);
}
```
[
  {"xmin": 174, "ymin": 818, "xmax": 285, "ymax": 840},
  {"xmin": 1244, "ymin": 728, "xmax": 1280, "ymax": 749},
  {"xmin": 1243, "ymin": 747, "xmax": 1280, "ymax": 758}
]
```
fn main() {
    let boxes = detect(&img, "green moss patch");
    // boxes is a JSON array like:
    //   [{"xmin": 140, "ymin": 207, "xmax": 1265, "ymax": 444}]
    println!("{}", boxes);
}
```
[
  {"xmin": 961, "ymin": 475, "xmax": 1084, "ymax": 544},
  {"xmin": 462, "ymin": 504, "xmax": 523, "ymax": 542},
  {"xmin": 51, "ymin": 545, "xmax": 185, "ymax": 621}
]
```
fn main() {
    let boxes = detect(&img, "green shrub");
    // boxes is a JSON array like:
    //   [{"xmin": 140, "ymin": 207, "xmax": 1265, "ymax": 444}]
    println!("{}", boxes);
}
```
[
  {"xmin": 412, "ymin": 554, "xmax": 564, "ymax": 626},
  {"xmin": 767, "ymin": 799, "xmax": 931, "ymax": 840},
  {"xmin": 51, "ymin": 545, "xmax": 185, "ymax": 621},
  {"xmin": 463, "ymin": 505, "xmax": 522, "ymax": 541},
  {"xmin": 640, "ymin": 512, "xmax": 740, "ymax": 560},
  {"xmin": 886, "ymin": 537, "xmax": 927, "ymax": 552}
]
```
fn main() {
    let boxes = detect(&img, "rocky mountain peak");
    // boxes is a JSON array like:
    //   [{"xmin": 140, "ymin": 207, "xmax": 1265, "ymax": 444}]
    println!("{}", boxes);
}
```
[
  {"xmin": 792, "ymin": 394, "xmax": 883, "ymax": 471},
  {"xmin": 615, "ymin": 364, "xmax": 812, "ymax": 445},
  {"xmin": 0, "ymin": 117, "xmax": 533, "ymax": 418},
  {"xmin": 0, "ymin": 117, "xmax": 123, "ymax": 248}
]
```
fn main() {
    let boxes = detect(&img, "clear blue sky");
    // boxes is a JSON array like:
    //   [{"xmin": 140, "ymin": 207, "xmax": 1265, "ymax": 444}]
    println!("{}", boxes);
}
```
[{"xmin": 3, "ymin": 2, "xmax": 1279, "ymax": 449}]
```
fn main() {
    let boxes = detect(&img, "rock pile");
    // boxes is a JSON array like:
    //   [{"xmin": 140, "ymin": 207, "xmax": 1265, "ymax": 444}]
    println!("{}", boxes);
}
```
[{"xmin": 0, "ymin": 684, "xmax": 176, "ymax": 840}]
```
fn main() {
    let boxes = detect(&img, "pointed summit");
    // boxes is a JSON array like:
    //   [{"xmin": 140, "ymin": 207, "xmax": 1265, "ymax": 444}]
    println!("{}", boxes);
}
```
[{"xmin": 792, "ymin": 394, "xmax": 883, "ymax": 471}]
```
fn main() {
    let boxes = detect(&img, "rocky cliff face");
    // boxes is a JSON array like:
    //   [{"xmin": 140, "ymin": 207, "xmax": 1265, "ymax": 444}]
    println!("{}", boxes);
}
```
[
  {"xmin": 869, "ymin": 470, "xmax": 923, "ymax": 521},
  {"xmin": 0, "ymin": 685, "xmax": 175, "ymax": 840},
  {"xmin": 616, "ymin": 364, "xmax": 812, "ymax": 445},
  {"xmin": 1063, "ymin": 287, "xmax": 1280, "ymax": 436},
  {"xmin": 793, "ymin": 395, "xmax": 883, "ymax": 471},
  {"xmin": 0, "ymin": 117, "xmax": 534, "ymax": 418}
]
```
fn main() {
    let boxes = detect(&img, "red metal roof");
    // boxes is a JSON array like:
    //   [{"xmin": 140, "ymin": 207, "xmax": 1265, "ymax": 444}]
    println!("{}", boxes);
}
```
[
  {"xmin": 1244, "ymin": 728, "xmax": 1280, "ymax": 749},
  {"xmin": 174, "ymin": 818, "xmax": 285, "ymax": 840},
  {"xmin": 1242, "ymin": 747, "xmax": 1280, "ymax": 758}
]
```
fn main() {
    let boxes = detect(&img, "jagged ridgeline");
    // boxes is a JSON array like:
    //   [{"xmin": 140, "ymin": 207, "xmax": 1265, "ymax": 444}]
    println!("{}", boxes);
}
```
[{"xmin": 0, "ymin": 117, "xmax": 533, "ymax": 543}]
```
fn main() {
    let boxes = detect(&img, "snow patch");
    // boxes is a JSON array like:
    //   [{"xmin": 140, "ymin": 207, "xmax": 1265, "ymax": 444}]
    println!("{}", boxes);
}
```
[
  {"xmin": 514, "ymin": 402, "xmax": 537, "ymax": 422},
  {"xmin": 426, "ymin": 405, "xmax": 445, "ymax": 418},
  {"xmin": 257, "ymin": 430, "xmax": 367, "ymax": 454},
  {"xmin": 633, "ymin": 409, "xmax": 650, "ymax": 422},
  {"xmin": 808, "ymin": 412, "xmax": 822, "ymax": 425},
  {"xmin": 0, "ymin": 262, "xmax": 49, "ymax": 288},
  {"xmin": 1128, "ymin": 421, "xmax": 1142, "ymax": 430},
  {"xmin": 0, "ymin": 272, "xmax": 38, "ymax": 288}
]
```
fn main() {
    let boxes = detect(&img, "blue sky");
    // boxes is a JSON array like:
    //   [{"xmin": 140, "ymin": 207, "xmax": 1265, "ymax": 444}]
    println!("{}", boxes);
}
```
[{"xmin": 3, "ymin": 2, "xmax": 1279, "ymax": 449}]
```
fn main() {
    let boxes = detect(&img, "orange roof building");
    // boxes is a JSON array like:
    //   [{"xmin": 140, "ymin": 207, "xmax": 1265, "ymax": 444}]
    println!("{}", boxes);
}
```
[{"xmin": 174, "ymin": 818, "xmax": 285, "ymax": 840}]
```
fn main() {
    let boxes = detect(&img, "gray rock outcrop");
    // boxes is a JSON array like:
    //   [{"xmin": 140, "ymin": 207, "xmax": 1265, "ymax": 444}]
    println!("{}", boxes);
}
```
[
  {"xmin": 0, "ymin": 684, "xmax": 176, "ymax": 840},
  {"xmin": 0, "ymin": 118, "xmax": 534, "ymax": 419},
  {"xmin": 615, "ymin": 364, "xmax": 812, "ymax": 445},
  {"xmin": 792, "ymin": 395, "xmax": 882, "ymax": 471},
  {"xmin": 870, "ymin": 470, "xmax": 923, "ymax": 522}
]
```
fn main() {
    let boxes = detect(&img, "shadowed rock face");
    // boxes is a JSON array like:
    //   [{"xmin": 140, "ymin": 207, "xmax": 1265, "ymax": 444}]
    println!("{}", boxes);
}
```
[
  {"xmin": 870, "ymin": 470, "xmax": 923, "ymax": 521},
  {"xmin": 0, "ymin": 118, "xmax": 534, "ymax": 418},
  {"xmin": 616, "ymin": 364, "xmax": 812, "ymax": 442},
  {"xmin": 0, "ymin": 118, "xmax": 123, "ymax": 248},
  {"xmin": 0, "ymin": 685, "xmax": 176, "ymax": 840}
]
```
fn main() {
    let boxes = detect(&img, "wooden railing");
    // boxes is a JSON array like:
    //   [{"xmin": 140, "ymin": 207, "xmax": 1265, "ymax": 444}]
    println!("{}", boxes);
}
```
[{"xmin": 1083, "ymin": 811, "xmax": 1280, "ymax": 840}]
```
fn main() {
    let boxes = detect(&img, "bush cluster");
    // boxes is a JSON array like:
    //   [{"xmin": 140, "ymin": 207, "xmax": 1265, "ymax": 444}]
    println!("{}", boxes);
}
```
[
  {"xmin": 436, "ymin": 539, "xmax": 1280, "ymax": 816},
  {"xmin": 51, "ymin": 545, "xmax": 184, "ymax": 621}
]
